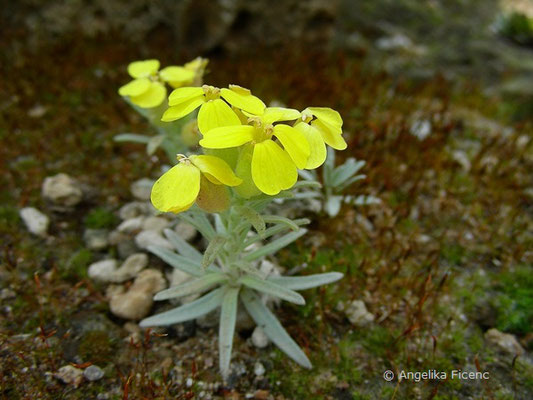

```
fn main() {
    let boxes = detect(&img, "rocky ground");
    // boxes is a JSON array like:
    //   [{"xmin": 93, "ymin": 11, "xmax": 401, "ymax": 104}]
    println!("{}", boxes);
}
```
[{"xmin": 1, "ymin": 1, "xmax": 533, "ymax": 399}]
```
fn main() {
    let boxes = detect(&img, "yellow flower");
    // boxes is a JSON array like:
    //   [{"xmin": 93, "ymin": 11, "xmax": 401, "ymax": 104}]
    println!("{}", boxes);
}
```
[
  {"xmin": 199, "ymin": 107, "xmax": 310, "ymax": 196},
  {"xmin": 118, "ymin": 59, "xmax": 201, "ymax": 108},
  {"xmin": 161, "ymin": 84, "xmax": 266, "ymax": 135},
  {"xmin": 292, "ymin": 107, "xmax": 347, "ymax": 169},
  {"xmin": 151, "ymin": 155, "xmax": 242, "ymax": 214}
]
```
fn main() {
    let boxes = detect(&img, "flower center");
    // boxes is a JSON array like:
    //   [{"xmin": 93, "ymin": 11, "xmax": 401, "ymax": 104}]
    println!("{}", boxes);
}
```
[
  {"xmin": 202, "ymin": 85, "xmax": 220, "ymax": 101},
  {"xmin": 247, "ymin": 117, "xmax": 273, "ymax": 143}
]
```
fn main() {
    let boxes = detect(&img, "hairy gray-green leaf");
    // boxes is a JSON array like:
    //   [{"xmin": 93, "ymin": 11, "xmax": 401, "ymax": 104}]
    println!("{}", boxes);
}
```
[
  {"xmin": 241, "ymin": 289, "xmax": 312, "ymax": 369},
  {"xmin": 244, "ymin": 229, "xmax": 307, "ymax": 262},
  {"xmin": 146, "ymin": 134, "xmax": 166, "ymax": 155},
  {"xmin": 237, "ymin": 206, "xmax": 266, "ymax": 235},
  {"xmin": 139, "ymin": 288, "xmax": 225, "ymax": 327},
  {"xmin": 243, "ymin": 218, "xmax": 310, "ymax": 248},
  {"xmin": 262, "ymin": 215, "xmax": 301, "ymax": 231},
  {"xmin": 268, "ymin": 272, "xmax": 343, "ymax": 290},
  {"xmin": 330, "ymin": 159, "xmax": 365, "ymax": 187},
  {"xmin": 219, "ymin": 287, "xmax": 240, "ymax": 379},
  {"xmin": 324, "ymin": 195, "xmax": 342, "ymax": 217},
  {"xmin": 179, "ymin": 212, "xmax": 216, "ymax": 240},
  {"xmin": 163, "ymin": 228, "xmax": 202, "ymax": 262},
  {"xmin": 113, "ymin": 133, "xmax": 151, "ymax": 144},
  {"xmin": 154, "ymin": 273, "xmax": 228, "ymax": 301},
  {"xmin": 147, "ymin": 245, "xmax": 204, "ymax": 277},
  {"xmin": 202, "ymin": 235, "xmax": 226, "ymax": 269},
  {"xmin": 238, "ymin": 275, "xmax": 305, "ymax": 305}
]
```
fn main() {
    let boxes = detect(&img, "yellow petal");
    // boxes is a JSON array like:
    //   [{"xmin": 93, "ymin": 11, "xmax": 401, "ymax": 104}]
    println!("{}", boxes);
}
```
[
  {"xmin": 293, "ymin": 122, "xmax": 327, "ymax": 169},
  {"xmin": 159, "ymin": 66, "xmax": 196, "ymax": 88},
  {"xmin": 273, "ymin": 124, "xmax": 310, "ymax": 169},
  {"xmin": 200, "ymin": 125, "xmax": 254, "ymax": 149},
  {"xmin": 168, "ymin": 87, "xmax": 205, "ymax": 106},
  {"xmin": 262, "ymin": 107, "xmax": 301, "ymax": 125},
  {"xmin": 185, "ymin": 57, "xmax": 209, "ymax": 72},
  {"xmin": 189, "ymin": 155, "xmax": 242, "ymax": 186},
  {"xmin": 311, "ymin": 119, "xmax": 347, "ymax": 150},
  {"xmin": 161, "ymin": 96, "xmax": 204, "ymax": 122},
  {"xmin": 128, "ymin": 59, "xmax": 160, "ymax": 78},
  {"xmin": 197, "ymin": 99, "xmax": 241, "ymax": 135},
  {"xmin": 118, "ymin": 78, "xmax": 151, "ymax": 97},
  {"xmin": 220, "ymin": 85, "xmax": 266, "ymax": 115},
  {"xmin": 252, "ymin": 140, "xmax": 297, "ymax": 195},
  {"xmin": 305, "ymin": 107, "xmax": 343, "ymax": 132},
  {"xmin": 130, "ymin": 82, "xmax": 167, "ymax": 108},
  {"xmin": 150, "ymin": 163, "xmax": 200, "ymax": 213}
]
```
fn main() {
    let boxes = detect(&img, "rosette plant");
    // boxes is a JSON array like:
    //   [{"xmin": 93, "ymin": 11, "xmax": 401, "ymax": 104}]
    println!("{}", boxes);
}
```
[{"xmin": 119, "ymin": 68, "xmax": 351, "ymax": 379}]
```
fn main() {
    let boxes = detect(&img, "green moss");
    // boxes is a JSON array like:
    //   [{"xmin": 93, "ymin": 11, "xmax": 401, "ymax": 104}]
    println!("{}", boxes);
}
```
[
  {"xmin": 84, "ymin": 207, "xmax": 117, "ymax": 229},
  {"xmin": 78, "ymin": 330, "xmax": 116, "ymax": 365},
  {"xmin": 61, "ymin": 248, "xmax": 92, "ymax": 281},
  {"xmin": 493, "ymin": 266, "xmax": 533, "ymax": 336},
  {"xmin": 0, "ymin": 205, "xmax": 20, "ymax": 231}
]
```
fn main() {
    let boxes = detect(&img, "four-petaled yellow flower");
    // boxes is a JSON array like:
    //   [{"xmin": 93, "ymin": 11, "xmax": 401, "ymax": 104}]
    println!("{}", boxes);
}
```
[
  {"xmin": 294, "ymin": 107, "xmax": 347, "ymax": 168},
  {"xmin": 151, "ymin": 154, "xmax": 242, "ymax": 213},
  {"xmin": 161, "ymin": 84, "xmax": 266, "ymax": 135},
  {"xmin": 118, "ymin": 59, "xmax": 203, "ymax": 109},
  {"xmin": 200, "ymin": 107, "xmax": 312, "ymax": 195}
]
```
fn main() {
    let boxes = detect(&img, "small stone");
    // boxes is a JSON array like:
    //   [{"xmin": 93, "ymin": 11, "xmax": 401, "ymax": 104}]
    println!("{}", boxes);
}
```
[
  {"xmin": 27, "ymin": 104, "xmax": 47, "ymax": 118},
  {"xmin": 376, "ymin": 33, "xmax": 413, "ymax": 51},
  {"xmin": 109, "ymin": 269, "xmax": 166, "ymax": 320},
  {"xmin": 84, "ymin": 229, "xmax": 109, "ymax": 250},
  {"xmin": 142, "ymin": 216, "xmax": 169, "ymax": 232},
  {"xmin": 20, "ymin": 207, "xmax": 49, "ymax": 236},
  {"xmin": 254, "ymin": 362, "xmax": 265, "ymax": 376},
  {"xmin": 117, "ymin": 217, "xmax": 145, "ymax": 233},
  {"xmin": 130, "ymin": 178, "xmax": 154, "ymax": 201},
  {"xmin": 83, "ymin": 365, "xmax": 104, "ymax": 381},
  {"xmin": 485, "ymin": 328, "xmax": 525, "ymax": 355},
  {"xmin": 251, "ymin": 327, "xmax": 269, "ymax": 348},
  {"xmin": 174, "ymin": 221, "xmax": 197, "ymax": 241},
  {"xmin": 345, "ymin": 300, "xmax": 374, "ymax": 327},
  {"xmin": 54, "ymin": 365, "xmax": 83, "ymax": 387},
  {"xmin": 135, "ymin": 230, "xmax": 173, "ymax": 250},
  {"xmin": 119, "ymin": 202, "xmax": 153, "ymax": 220},
  {"xmin": 88, "ymin": 259, "xmax": 118, "ymax": 282},
  {"xmin": 170, "ymin": 268, "xmax": 192, "ymax": 287},
  {"xmin": 1, "ymin": 288, "xmax": 16, "ymax": 300},
  {"xmin": 410, "ymin": 119, "xmax": 431, "ymax": 140},
  {"xmin": 186, "ymin": 377, "xmax": 193, "ymax": 387},
  {"xmin": 42, "ymin": 173, "xmax": 83, "ymax": 207},
  {"xmin": 254, "ymin": 390, "xmax": 270, "ymax": 400},
  {"xmin": 110, "ymin": 253, "xmax": 149, "ymax": 282}
]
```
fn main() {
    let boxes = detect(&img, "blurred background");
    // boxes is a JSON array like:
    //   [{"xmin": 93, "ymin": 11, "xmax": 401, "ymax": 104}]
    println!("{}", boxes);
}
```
[{"xmin": 1, "ymin": 1, "xmax": 532, "ymax": 399}]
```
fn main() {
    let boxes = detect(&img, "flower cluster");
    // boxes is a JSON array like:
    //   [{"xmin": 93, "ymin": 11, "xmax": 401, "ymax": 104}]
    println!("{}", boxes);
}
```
[
  {"xmin": 151, "ymin": 83, "xmax": 347, "ymax": 213},
  {"xmin": 118, "ymin": 58, "xmax": 208, "ymax": 108}
]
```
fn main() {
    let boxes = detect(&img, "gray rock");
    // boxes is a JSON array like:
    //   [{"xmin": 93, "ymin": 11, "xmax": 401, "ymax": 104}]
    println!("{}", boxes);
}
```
[
  {"xmin": 54, "ymin": 365, "xmax": 83, "ymax": 387},
  {"xmin": 130, "ymin": 178, "xmax": 155, "ymax": 201},
  {"xmin": 174, "ymin": 221, "xmax": 198, "ymax": 241},
  {"xmin": 111, "ymin": 253, "xmax": 148, "ymax": 282},
  {"xmin": 42, "ymin": 173, "xmax": 83, "ymax": 207},
  {"xmin": 109, "ymin": 269, "xmax": 167, "ymax": 320},
  {"xmin": 169, "ymin": 268, "xmax": 192, "ymax": 287},
  {"xmin": 88, "ymin": 259, "xmax": 118, "ymax": 282},
  {"xmin": 254, "ymin": 362, "xmax": 265, "ymax": 376},
  {"xmin": 142, "ymin": 216, "xmax": 169, "ymax": 232},
  {"xmin": 452, "ymin": 150, "xmax": 471, "ymax": 172},
  {"xmin": 485, "ymin": 328, "xmax": 525, "ymax": 355},
  {"xmin": 118, "ymin": 202, "xmax": 153, "ymax": 220},
  {"xmin": 135, "ymin": 230, "xmax": 173, "ymax": 250},
  {"xmin": 345, "ymin": 300, "xmax": 374, "ymax": 327},
  {"xmin": 83, "ymin": 365, "xmax": 104, "ymax": 381},
  {"xmin": 20, "ymin": 207, "xmax": 49, "ymax": 236},
  {"xmin": 84, "ymin": 228, "xmax": 109, "ymax": 250},
  {"xmin": 410, "ymin": 119, "xmax": 431, "ymax": 140},
  {"xmin": 251, "ymin": 327, "xmax": 269, "ymax": 348},
  {"xmin": 108, "ymin": 230, "xmax": 128, "ymax": 246},
  {"xmin": 117, "ymin": 216, "xmax": 145, "ymax": 233}
]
